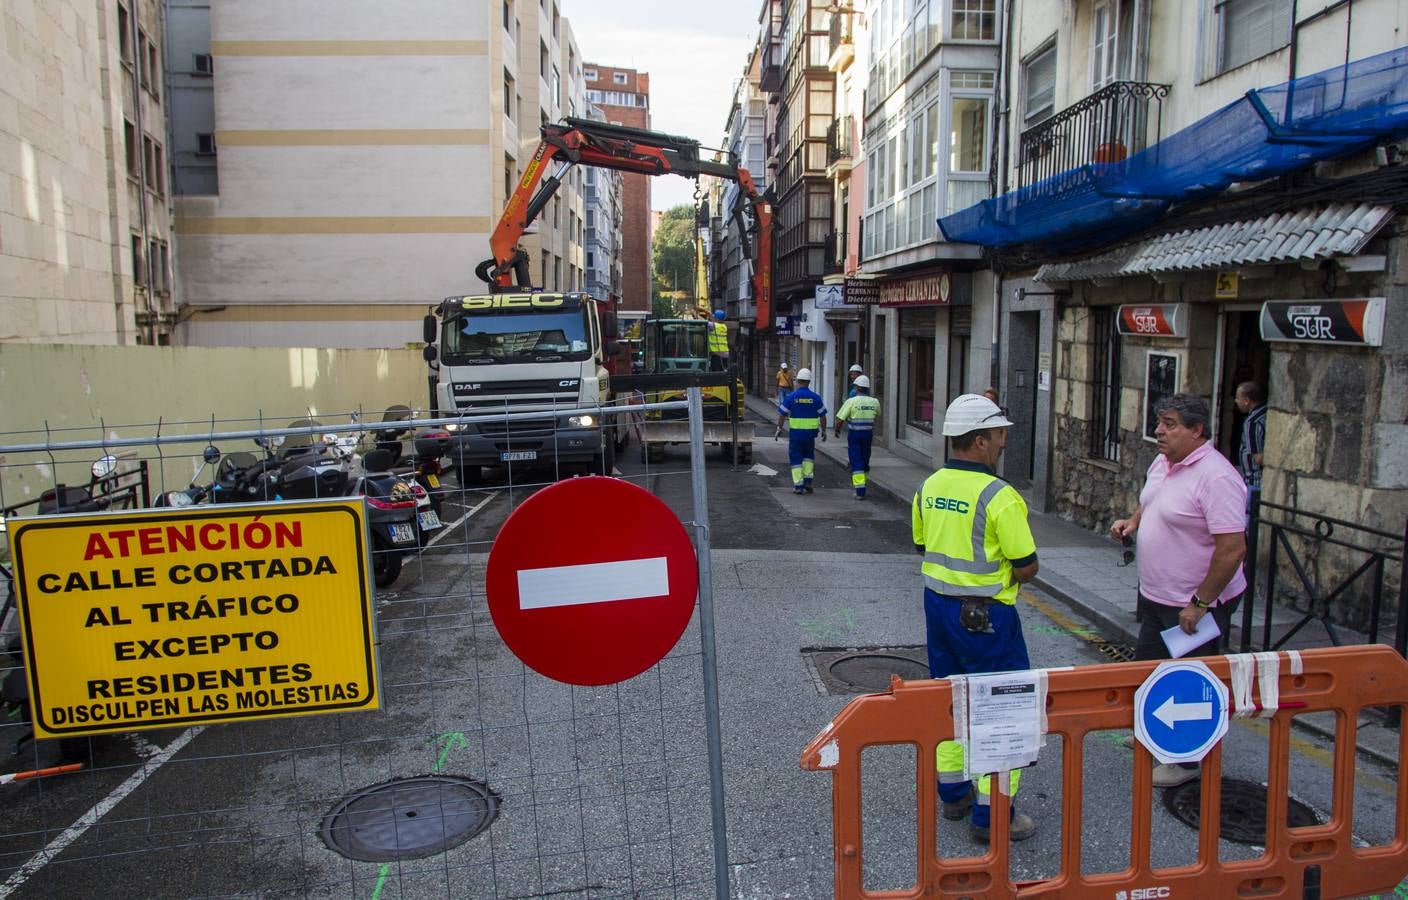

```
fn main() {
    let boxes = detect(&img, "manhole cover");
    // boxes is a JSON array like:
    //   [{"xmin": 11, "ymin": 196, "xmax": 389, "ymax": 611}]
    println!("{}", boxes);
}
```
[
  {"xmin": 1162, "ymin": 777, "xmax": 1319, "ymax": 845},
  {"xmin": 321, "ymin": 776, "xmax": 499, "ymax": 861},
  {"xmin": 827, "ymin": 651, "xmax": 930, "ymax": 692}
]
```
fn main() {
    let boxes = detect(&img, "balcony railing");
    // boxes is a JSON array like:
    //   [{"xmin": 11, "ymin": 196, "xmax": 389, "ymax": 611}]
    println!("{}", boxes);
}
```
[
  {"xmin": 826, "ymin": 116, "xmax": 852, "ymax": 167},
  {"xmin": 1016, "ymin": 80, "xmax": 1170, "ymax": 192},
  {"xmin": 823, "ymin": 229, "xmax": 845, "ymax": 274}
]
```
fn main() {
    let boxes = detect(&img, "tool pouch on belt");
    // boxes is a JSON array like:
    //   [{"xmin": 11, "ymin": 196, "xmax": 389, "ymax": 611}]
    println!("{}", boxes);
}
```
[{"xmin": 958, "ymin": 598, "xmax": 992, "ymax": 634}]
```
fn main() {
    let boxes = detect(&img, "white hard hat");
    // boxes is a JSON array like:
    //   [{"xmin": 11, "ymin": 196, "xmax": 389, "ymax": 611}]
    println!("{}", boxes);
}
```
[
  {"xmin": 849, "ymin": 364, "xmax": 863, "ymax": 374},
  {"xmin": 780, "ymin": 362, "xmax": 788, "ymax": 369},
  {"xmin": 941, "ymin": 393, "xmax": 1013, "ymax": 436},
  {"xmin": 795, "ymin": 367, "xmax": 813, "ymax": 382},
  {"xmin": 853, "ymin": 375, "xmax": 871, "ymax": 390}
]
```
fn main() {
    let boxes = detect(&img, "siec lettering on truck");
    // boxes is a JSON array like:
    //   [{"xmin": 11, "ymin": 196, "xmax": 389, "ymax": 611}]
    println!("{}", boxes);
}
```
[{"xmin": 457, "ymin": 294, "xmax": 567, "ymax": 310}]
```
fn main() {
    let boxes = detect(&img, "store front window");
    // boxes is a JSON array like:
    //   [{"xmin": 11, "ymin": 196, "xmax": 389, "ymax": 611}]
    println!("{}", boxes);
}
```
[{"xmin": 906, "ymin": 337, "xmax": 935, "ymax": 431}]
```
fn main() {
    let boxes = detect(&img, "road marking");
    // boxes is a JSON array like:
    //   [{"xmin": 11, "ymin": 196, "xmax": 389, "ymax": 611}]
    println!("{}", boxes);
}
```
[
  {"xmin": 371, "ymin": 863, "xmax": 390, "ymax": 900},
  {"xmin": 517, "ymin": 557, "xmax": 668, "ymax": 609},
  {"xmin": 425, "ymin": 492, "xmax": 496, "ymax": 548},
  {"xmin": 0, "ymin": 726, "xmax": 203, "ymax": 897}
]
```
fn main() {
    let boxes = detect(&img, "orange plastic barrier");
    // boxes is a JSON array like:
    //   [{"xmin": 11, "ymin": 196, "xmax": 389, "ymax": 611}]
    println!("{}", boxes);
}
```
[{"xmin": 801, "ymin": 645, "xmax": 1408, "ymax": 899}]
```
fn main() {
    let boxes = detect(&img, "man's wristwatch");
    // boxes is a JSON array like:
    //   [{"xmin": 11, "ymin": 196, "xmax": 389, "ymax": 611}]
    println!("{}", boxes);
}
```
[{"xmin": 1190, "ymin": 595, "xmax": 1210, "ymax": 610}]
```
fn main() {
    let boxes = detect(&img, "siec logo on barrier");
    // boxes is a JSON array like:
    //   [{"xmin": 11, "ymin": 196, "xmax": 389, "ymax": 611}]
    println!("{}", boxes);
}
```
[{"xmin": 9, "ymin": 500, "xmax": 379, "ymax": 737}]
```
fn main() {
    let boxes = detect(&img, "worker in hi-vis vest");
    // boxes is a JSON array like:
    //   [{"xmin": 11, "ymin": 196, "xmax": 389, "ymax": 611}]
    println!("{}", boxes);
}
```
[
  {"xmin": 911, "ymin": 393, "xmax": 1040, "ymax": 843},
  {"xmin": 709, "ymin": 310, "xmax": 730, "ymax": 371},
  {"xmin": 776, "ymin": 367, "xmax": 826, "ymax": 494},
  {"xmin": 832, "ymin": 375, "xmax": 879, "ymax": 499}
]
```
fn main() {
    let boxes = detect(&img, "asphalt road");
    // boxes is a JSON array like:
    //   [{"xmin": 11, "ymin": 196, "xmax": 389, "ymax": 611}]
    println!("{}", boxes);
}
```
[{"xmin": 0, "ymin": 420, "xmax": 1403, "ymax": 898}]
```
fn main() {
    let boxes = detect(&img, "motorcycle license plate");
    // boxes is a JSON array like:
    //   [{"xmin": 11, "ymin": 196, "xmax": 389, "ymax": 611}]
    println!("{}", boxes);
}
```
[
  {"xmin": 500, "ymin": 450, "xmax": 537, "ymax": 462},
  {"xmin": 426, "ymin": 474, "xmax": 440, "ymax": 488},
  {"xmin": 390, "ymin": 523, "xmax": 417, "ymax": 545},
  {"xmin": 418, "ymin": 510, "xmax": 442, "ymax": 531}
]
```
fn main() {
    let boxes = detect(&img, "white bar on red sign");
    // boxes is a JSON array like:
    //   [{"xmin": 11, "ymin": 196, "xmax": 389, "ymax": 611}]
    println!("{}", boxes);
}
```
[{"xmin": 517, "ymin": 557, "xmax": 670, "ymax": 610}]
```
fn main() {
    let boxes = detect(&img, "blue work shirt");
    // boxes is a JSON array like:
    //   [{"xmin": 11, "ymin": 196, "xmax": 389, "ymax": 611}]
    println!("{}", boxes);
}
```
[{"xmin": 779, "ymin": 387, "xmax": 826, "ymax": 434}]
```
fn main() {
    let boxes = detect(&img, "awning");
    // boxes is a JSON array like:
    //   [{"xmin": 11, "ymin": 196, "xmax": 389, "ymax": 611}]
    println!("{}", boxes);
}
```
[{"xmin": 1033, "ymin": 203, "xmax": 1393, "ymax": 282}]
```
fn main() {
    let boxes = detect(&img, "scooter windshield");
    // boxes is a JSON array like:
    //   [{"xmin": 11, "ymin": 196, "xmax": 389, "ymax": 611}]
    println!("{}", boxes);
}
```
[{"xmin": 441, "ymin": 308, "xmax": 591, "ymax": 365}]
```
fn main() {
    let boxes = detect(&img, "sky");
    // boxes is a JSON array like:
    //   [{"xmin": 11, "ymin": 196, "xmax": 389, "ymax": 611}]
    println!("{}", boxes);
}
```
[{"xmin": 562, "ymin": 0, "xmax": 763, "ymax": 212}]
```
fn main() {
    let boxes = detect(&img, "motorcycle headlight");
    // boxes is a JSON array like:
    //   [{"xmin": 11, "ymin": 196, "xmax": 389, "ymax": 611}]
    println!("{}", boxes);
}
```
[
  {"xmin": 445, "ymin": 423, "xmax": 459, "ymax": 432},
  {"xmin": 569, "ymin": 415, "xmax": 595, "ymax": 428}
]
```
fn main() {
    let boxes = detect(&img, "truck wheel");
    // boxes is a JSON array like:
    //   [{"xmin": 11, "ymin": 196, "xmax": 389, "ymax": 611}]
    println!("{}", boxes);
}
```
[
  {"xmin": 648, "ymin": 444, "xmax": 666, "ymax": 464},
  {"xmin": 458, "ymin": 464, "xmax": 483, "ymax": 486},
  {"xmin": 740, "ymin": 443, "xmax": 753, "ymax": 463}
]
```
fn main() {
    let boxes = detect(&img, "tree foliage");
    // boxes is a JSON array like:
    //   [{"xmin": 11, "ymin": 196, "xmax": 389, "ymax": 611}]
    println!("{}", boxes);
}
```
[{"xmin": 652, "ymin": 205, "xmax": 697, "ymax": 305}]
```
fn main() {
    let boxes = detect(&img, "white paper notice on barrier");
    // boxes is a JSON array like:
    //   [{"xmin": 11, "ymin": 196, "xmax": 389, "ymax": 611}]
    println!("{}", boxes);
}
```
[{"xmin": 962, "ymin": 671, "xmax": 1045, "ymax": 778}]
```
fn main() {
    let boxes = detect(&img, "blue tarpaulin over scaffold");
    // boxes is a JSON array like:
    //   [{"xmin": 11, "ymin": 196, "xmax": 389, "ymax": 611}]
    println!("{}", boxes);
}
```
[{"xmin": 938, "ymin": 44, "xmax": 1408, "ymax": 250}]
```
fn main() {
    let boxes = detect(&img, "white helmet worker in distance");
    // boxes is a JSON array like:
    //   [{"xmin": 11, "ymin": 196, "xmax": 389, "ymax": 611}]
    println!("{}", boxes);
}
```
[
  {"xmin": 848, "ymin": 364, "xmax": 863, "ymax": 374},
  {"xmin": 941, "ymin": 393, "xmax": 1013, "ymax": 436},
  {"xmin": 853, "ymin": 375, "xmax": 871, "ymax": 390},
  {"xmin": 795, "ymin": 367, "xmax": 813, "ymax": 382}
]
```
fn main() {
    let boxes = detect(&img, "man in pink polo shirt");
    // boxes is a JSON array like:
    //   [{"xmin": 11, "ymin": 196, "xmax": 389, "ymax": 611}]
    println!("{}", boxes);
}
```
[{"xmin": 1111, "ymin": 393, "xmax": 1247, "ymax": 787}]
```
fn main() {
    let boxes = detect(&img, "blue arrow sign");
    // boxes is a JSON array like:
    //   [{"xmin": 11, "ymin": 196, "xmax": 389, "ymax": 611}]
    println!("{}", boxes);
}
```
[{"xmin": 1133, "ymin": 660, "xmax": 1229, "ymax": 765}]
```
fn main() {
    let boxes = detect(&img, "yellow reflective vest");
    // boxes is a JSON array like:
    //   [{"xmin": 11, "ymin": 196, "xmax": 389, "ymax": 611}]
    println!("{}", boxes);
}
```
[
  {"xmin": 709, "ymin": 321, "xmax": 729, "ymax": 353},
  {"xmin": 911, "ymin": 460, "xmax": 1037, "ymax": 605}
]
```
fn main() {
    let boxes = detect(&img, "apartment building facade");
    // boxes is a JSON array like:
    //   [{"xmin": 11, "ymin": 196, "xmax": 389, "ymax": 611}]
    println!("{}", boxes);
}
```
[
  {"xmin": 939, "ymin": 0, "xmax": 1408, "ymax": 560},
  {"xmin": 171, "ymin": 0, "xmax": 586, "ymax": 347},
  {"xmin": 583, "ymin": 105, "xmax": 624, "ymax": 305},
  {"xmin": 584, "ymin": 64, "xmax": 651, "ymax": 312},
  {"xmin": 2, "ymin": 0, "xmax": 174, "ymax": 345}
]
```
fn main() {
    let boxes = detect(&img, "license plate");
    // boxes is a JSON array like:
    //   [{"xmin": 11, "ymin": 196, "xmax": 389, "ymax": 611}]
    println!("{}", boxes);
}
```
[
  {"xmin": 500, "ymin": 450, "xmax": 537, "ymax": 461},
  {"xmin": 389, "ymin": 522, "xmax": 416, "ymax": 545},
  {"xmin": 418, "ymin": 510, "xmax": 442, "ymax": 531},
  {"xmin": 426, "ymin": 474, "xmax": 439, "ymax": 487}
]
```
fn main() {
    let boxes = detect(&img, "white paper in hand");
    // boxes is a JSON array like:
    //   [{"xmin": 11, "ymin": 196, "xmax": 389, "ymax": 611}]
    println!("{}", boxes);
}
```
[{"xmin": 1160, "ymin": 613, "xmax": 1221, "ymax": 658}]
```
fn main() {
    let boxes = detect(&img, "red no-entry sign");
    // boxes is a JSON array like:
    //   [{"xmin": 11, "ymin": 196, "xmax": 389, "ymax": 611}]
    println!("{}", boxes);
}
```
[{"xmin": 486, "ymin": 476, "xmax": 699, "ymax": 686}]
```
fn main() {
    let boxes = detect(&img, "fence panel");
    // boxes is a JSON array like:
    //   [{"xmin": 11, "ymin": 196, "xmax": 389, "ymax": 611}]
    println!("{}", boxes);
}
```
[{"xmin": 0, "ymin": 396, "xmax": 726, "ymax": 898}]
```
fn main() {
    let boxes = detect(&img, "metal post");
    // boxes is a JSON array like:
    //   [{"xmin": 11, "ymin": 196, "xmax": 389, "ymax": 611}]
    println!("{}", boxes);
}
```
[
  {"xmin": 687, "ymin": 387, "xmax": 730, "ymax": 898},
  {"xmin": 1396, "ymin": 517, "xmax": 1408, "ymax": 660},
  {"xmin": 1241, "ymin": 488, "xmax": 1260, "ymax": 652}
]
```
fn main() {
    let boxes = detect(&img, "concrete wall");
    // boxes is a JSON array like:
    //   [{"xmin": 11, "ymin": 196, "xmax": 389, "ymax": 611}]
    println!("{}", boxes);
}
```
[{"xmin": 0, "ymin": 343, "xmax": 427, "ymax": 510}]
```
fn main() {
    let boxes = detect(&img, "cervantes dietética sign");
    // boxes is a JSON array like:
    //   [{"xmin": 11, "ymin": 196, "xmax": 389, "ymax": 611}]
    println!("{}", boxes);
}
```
[{"xmin": 9, "ymin": 500, "xmax": 379, "ymax": 737}]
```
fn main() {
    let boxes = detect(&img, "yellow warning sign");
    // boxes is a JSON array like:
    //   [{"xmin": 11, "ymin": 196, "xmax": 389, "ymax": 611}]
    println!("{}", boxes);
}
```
[{"xmin": 9, "ymin": 500, "xmax": 378, "ymax": 737}]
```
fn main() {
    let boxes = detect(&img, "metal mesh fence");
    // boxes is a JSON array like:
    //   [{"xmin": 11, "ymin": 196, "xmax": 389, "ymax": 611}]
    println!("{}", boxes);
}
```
[{"xmin": 0, "ymin": 398, "xmax": 724, "ymax": 898}]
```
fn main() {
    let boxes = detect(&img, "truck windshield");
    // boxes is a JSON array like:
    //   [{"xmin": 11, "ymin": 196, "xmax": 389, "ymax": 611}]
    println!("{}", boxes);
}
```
[{"xmin": 441, "ymin": 309, "xmax": 591, "ymax": 365}]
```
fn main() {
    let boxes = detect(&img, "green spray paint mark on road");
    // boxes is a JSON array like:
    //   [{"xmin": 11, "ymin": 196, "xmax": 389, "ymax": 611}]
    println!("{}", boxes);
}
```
[
  {"xmin": 801, "ymin": 607, "xmax": 857, "ymax": 641},
  {"xmin": 428, "ymin": 732, "xmax": 468, "ymax": 772},
  {"xmin": 371, "ymin": 863, "xmax": 389, "ymax": 900}
]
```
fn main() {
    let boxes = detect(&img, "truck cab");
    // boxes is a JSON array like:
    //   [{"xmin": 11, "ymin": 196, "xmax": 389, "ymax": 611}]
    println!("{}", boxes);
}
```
[{"xmin": 424, "ymin": 291, "xmax": 618, "ymax": 482}]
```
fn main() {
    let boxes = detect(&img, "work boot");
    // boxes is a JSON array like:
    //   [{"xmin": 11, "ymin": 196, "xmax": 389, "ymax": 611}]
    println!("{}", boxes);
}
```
[
  {"xmin": 1152, "ymin": 763, "xmax": 1200, "ymax": 788},
  {"xmin": 970, "ymin": 812, "xmax": 1036, "ymax": 843},
  {"xmin": 804, "ymin": 485, "xmax": 814, "ymax": 493},
  {"xmin": 941, "ymin": 792, "xmax": 973, "ymax": 821},
  {"xmin": 793, "ymin": 486, "xmax": 805, "ymax": 495}
]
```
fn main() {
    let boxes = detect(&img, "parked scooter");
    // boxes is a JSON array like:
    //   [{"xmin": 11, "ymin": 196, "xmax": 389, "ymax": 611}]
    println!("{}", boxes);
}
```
[
  {"xmin": 373, "ymin": 406, "xmax": 450, "ymax": 532},
  {"xmin": 351, "ymin": 448, "xmax": 422, "ymax": 588}
]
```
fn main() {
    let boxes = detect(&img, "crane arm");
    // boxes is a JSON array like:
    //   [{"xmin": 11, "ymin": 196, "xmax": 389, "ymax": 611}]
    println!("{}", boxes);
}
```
[{"xmin": 478, "ymin": 117, "xmax": 774, "ymax": 328}]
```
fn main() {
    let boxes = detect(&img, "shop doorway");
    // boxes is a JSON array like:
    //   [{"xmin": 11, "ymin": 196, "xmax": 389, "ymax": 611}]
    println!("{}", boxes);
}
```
[
  {"xmin": 1216, "ymin": 308, "xmax": 1271, "ymax": 464},
  {"xmin": 1004, "ymin": 311, "xmax": 1041, "ymax": 486}
]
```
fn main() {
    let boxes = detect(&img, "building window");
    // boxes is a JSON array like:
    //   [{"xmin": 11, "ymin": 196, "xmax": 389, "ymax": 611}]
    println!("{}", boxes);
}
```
[
  {"xmin": 192, "ymin": 53, "xmax": 213, "ymax": 75},
  {"xmin": 130, "ymin": 234, "xmax": 145, "ymax": 286},
  {"xmin": 584, "ymin": 67, "xmax": 597, "ymax": 81},
  {"xmin": 503, "ymin": 69, "xmax": 516, "ymax": 120},
  {"xmin": 123, "ymin": 119, "xmax": 139, "ymax": 177},
  {"xmin": 540, "ymin": 39, "xmax": 549, "ymax": 79},
  {"xmin": 949, "ymin": 96, "xmax": 989, "ymax": 172},
  {"xmin": 1091, "ymin": 1, "xmax": 1118, "ymax": 88},
  {"xmin": 613, "ymin": 72, "xmax": 628, "ymax": 85},
  {"xmin": 951, "ymin": 0, "xmax": 996, "ymax": 41},
  {"xmin": 552, "ymin": 5, "xmax": 559, "ymax": 39},
  {"xmin": 195, "ymin": 132, "xmax": 216, "ymax": 156},
  {"xmin": 505, "ymin": 154, "xmax": 516, "ymax": 201},
  {"xmin": 143, "ymin": 135, "xmax": 164, "ymax": 196},
  {"xmin": 1022, "ymin": 42, "xmax": 1057, "ymax": 126},
  {"xmin": 1215, "ymin": 0, "xmax": 1291, "ymax": 74},
  {"xmin": 144, "ymin": 33, "xmax": 160, "ymax": 99},
  {"xmin": 148, "ymin": 239, "xmax": 170, "ymax": 294},
  {"xmin": 503, "ymin": 0, "xmax": 512, "ymax": 32},
  {"xmin": 118, "ymin": 4, "xmax": 132, "ymax": 65},
  {"xmin": 1088, "ymin": 307, "xmax": 1123, "ymax": 462},
  {"xmin": 552, "ymin": 64, "xmax": 561, "ymax": 107}
]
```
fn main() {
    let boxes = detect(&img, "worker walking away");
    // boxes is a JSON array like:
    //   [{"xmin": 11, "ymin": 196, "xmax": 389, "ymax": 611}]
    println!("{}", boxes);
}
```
[
  {"xmin": 833, "ymin": 375, "xmax": 879, "ymax": 499},
  {"xmin": 913, "ymin": 393, "xmax": 1039, "ymax": 843},
  {"xmin": 709, "ymin": 310, "xmax": 730, "ymax": 371},
  {"xmin": 777, "ymin": 367, "xmax": 827, "ymax": 494},
  {"xmin": 847, "ymin": 363, "xmax": 865, "ymax": 398}
]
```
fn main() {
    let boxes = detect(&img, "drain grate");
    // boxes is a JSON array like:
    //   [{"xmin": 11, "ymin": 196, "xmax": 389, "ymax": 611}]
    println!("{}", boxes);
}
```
[
  {"xmin": 806, "ymin": 647, "xmax": 930, "ymax": 694},
  {"xmin": 1162, "ymin": 777, "xmax": 1320, "ymax": 845},
  {"xmin": 321, "ymin": 775, "xmax": 499, "ymax": 861}
]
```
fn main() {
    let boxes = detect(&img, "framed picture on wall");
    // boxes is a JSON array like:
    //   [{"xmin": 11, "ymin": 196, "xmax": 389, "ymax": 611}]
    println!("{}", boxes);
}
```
[{"xmin": 1143, "ymin": 351, "xmax": 1181, "ymax": 442}]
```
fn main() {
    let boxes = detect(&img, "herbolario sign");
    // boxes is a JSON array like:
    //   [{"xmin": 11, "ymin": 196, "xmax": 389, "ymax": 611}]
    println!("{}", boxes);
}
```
[
  {"xmin": 1259, "ymin": 298, "xmax": 1385, "ymax": 346},
  {"xmin": 8, "ymin": 500, "xmax": 379, "ymax": 737}
]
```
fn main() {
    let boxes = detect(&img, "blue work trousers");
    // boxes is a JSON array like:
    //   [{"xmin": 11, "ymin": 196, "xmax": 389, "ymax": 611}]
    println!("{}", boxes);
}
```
[
  {"xmin": 787, "ymin": 430, "xmax": 817, "ymax": 488},
  {"xmin": 846, "ymin": 431, "xmax": 873, "ymax": 497},
  {"xmin": 924, "ymin": 587, "xmax": 1031, "ymax": 827}
]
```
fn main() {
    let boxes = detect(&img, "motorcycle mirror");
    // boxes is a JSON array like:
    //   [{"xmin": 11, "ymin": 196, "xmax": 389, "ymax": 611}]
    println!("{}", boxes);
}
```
[
  {"xmin": 422, "ymin": 344, "xmax": 437, "ymax": 363},
  {"xmin": 202, "ymin": 445, "xmax": 221, "ymax": 464},
  {"xmin": 91, "ymin": 455, "xmax": 118, "ymax": 478},
  {"xmin": 423, "ymin": 314, "xmax": 438, "ymax": 344}
]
